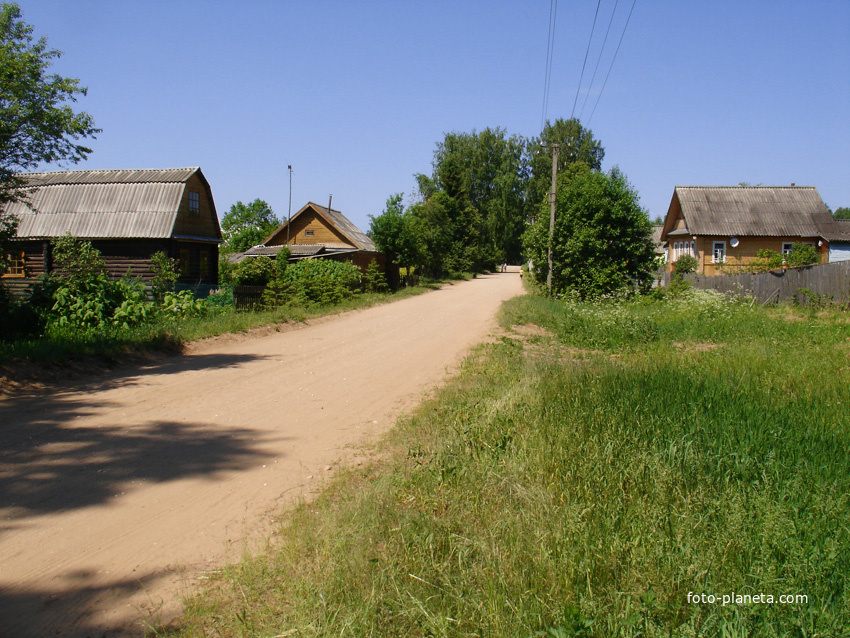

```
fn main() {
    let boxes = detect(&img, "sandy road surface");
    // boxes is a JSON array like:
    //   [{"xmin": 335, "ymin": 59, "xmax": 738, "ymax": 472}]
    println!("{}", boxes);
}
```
[{"xmin": 0, "ymin": 271, "xmax": 523, "ymax": 637}]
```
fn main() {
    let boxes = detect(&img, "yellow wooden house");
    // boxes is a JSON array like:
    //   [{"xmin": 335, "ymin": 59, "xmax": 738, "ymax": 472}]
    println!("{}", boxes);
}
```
[{"xmin": 660, "ymin": 186, "xmax": 849, "ymax": 275}]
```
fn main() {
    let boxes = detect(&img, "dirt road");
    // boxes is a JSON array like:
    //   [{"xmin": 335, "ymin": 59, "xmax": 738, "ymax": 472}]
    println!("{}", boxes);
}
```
[{"xmin": 0, "ymin": 271, "xmax": 523, "ymax": 637}]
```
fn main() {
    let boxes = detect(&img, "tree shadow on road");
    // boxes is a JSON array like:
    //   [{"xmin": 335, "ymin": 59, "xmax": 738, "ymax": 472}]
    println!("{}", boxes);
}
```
[
  {"xmin": 0, "ymin": 353, "xmax": 279, "ymax": 518},
  {"xmin": 0, "ymin": 567, "xmax": 197, "ymax": 638}
]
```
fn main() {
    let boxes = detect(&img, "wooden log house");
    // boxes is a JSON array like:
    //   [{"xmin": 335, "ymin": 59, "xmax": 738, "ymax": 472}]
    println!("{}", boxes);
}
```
[
  {"xmin": 2, "ymin": 167, "xmax": 222, "ymax": 295},
  {"xmin": 659, "ymin": 186, "xmax": 850, "ymax": 275},
  {"xmin": 232, "ymin": 201, "xmax": 384, "ymax": 273}
]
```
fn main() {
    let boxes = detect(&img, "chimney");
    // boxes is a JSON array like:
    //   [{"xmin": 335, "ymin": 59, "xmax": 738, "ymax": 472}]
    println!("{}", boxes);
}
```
[{"xmin": 791, "ymin": 183, "xmax": 795, "ymax": 186}]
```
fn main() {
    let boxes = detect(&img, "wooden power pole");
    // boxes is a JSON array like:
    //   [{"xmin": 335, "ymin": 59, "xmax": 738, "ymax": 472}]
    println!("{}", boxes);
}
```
[{"xmin": 547, "ymin": 144, "xmax": 560, "ymax": 294}]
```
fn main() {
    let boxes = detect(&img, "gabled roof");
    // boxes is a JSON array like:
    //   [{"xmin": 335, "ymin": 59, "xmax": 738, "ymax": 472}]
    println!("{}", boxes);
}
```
[
  {"xmin": 265, "ymin": 202, "xmax": 377, "ymax": 252},
  {"xmin": 6, "ymin": 167, "xmax": 219, "ymax": 240},
  {"xmin": 663, "ymin": 186, "xmax": 846, "ymax": 241}
]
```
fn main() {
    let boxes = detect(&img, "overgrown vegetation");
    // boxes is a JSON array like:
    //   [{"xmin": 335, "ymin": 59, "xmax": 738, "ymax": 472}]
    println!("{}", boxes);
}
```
[
  {"xmin": 745, "ymin": 243, "xmax": 821, "ymax": 273},
  {"xmin": 169, "ymin": 289, "xmax": 849, "ymax": 637},
  {"xmin": 0, "ymin": 237, "xmax": 425, "ymax": 366}
]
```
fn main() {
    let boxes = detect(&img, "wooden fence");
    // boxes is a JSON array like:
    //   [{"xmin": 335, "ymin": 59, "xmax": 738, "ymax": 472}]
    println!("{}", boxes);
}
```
[{"xmin": 662, "ymin": 260, "xmax": 850, "ymax": 305}]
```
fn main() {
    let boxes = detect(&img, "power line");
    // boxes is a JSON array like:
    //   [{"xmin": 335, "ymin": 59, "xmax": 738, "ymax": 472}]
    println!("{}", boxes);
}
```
[
  {"xmin": 578, "ymin": 0, "xmax": 620, "ymax": 121},
  {"xmin": 587, "ymin": 0, "xmax": 637, "ymax": 125},
  {"xmin": 570, "ymin": 0, "xmax": 603, "ymax": 119},
  {"xmin": 540, "ymin": 0, "xmax": 558, "ymax": 132}
]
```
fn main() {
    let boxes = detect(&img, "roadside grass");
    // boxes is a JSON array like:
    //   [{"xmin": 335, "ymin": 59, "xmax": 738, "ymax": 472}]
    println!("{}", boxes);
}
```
[
  {"xmin": 164, "ymin": 289, "xmax": 850, "ymax": 637},
  {"xmin": 0, "ymin": 281, "xmax": 443, "ymax": 367}
]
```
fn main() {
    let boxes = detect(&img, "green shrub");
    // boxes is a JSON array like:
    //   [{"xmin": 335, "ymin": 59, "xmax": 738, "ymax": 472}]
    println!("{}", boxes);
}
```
[
  {"xmin": 150, "ymin": 251, "xmax": 180, "ymax": 301},
  {"xmin": 672, "ymin": 253, "xmax": 698, "ymax": 276},
  {"xmin": 361, "ymin": 259, "xmax": 389, "ymax": 293},
  {"xmin": 231, "ymin": 257, "xmax": 276, "ymax": 286},
  {"xmin": 281, "ymin": 259, "xmax": 361, "ymax": 306}
]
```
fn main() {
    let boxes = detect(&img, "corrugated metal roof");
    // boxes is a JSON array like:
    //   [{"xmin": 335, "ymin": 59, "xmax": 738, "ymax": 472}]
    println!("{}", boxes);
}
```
[
  {"xmin": 23, "ymin": 167, "xmax": 199, "ymax": 186},
  {"xmin": 7, "ymin": 168, "xmax": 199, "ymax": 239},
  {"xmin": 674, "ymin": 186, "xmax": 844, "ymax": 239}
]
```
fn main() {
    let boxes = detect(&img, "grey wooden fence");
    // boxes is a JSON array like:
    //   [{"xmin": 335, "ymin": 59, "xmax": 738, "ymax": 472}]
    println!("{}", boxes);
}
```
[{"xmin": 662, "ymin": 261, "xmax": 850, "ymax": 305}]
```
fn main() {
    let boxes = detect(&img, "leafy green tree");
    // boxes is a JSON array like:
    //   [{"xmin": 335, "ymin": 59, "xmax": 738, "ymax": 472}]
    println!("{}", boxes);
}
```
[
  {"xmin": 425, "ymin": 128, "xmax": 530, "ymax": 266},
  {"xmin": 523, "ymin": 164, "xmax": 655, "ymax": 298},
  {"xmin": 527, "ymin": 118, "xmax": 605, "ymax": 210},
  {"xmin": 0, "ymin": 3, "xmax": 99, "ymax": 274},
  {"xmin": 369, "ymin": 193, "xmax": 423, "ymax": 288},
  {"xmin": 220, "ymin": 199, "xmax": 280, "ymax": 254},
  {"xmin": 832, "ymin": 206, "xmax": 850, "ymax": 220}
]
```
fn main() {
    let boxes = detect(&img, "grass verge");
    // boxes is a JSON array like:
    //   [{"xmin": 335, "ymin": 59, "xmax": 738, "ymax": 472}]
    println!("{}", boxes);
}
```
[
  {"xmin": 163, "ymin": 289, "xmax": 850, "ymax": 637},
  {"xmin": 0, "ymin": 282, "xmax": 444, "ymax": 370}
]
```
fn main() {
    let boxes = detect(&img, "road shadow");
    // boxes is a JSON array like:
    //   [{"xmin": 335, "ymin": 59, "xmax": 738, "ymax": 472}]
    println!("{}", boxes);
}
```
[
  {"xmin": 0, "ymin": 568, "xmax": 192, "ymax": 638},
  {"xmin": 0, "ymin": 353, "xmax": 280, "ymax": 519},
  {"xmin": 0, "ymin": 416, "xmax": 279, "ymax": 520}
]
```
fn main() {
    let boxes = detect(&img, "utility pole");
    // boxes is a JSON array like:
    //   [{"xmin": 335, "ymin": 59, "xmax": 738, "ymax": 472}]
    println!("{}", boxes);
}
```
[
  {"xmin": 287, "ymin": 165, "xmax": 293, "ymax": 245},
  {"xmin": 547, "ymin": 144, "xmax": 560, "ymax": 294}
]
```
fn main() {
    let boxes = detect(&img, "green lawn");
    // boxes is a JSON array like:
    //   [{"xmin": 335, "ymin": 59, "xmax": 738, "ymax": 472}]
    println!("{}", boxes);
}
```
[{"xmin": 163, "ymin": 289, "xmax": 849, "ymax": 637}]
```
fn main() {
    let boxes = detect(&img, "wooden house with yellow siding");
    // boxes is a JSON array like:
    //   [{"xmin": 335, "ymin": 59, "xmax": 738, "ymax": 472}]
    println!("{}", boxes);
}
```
[
  {"xmin": 1, "ymin": 167, "xmax": 222, "ymax": 294},
  {"xmin": 233, "ymin": 201, "xmax": 384, "ymax": 272},
  {"xmin": 660, "ymin": 186, "xmax": 850, "ymax": 276}
]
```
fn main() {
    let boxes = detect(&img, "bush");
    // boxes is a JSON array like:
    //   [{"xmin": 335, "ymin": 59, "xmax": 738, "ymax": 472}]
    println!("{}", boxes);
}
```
[
  {"xmin": 361, "ymin": 259, "xmax": 389, "ymax": 293},
  {"xmin": 150, "ymin": 251, "xmax": 180, "ymax": 302},
  {"xmin": 672, "ymin": 253, "xmax": 698, "ymax": 277},
  {"xmin": 281, "ymin": 259, "xmax": 361, "ymax": 306},
  {"xmin": 231, "ymin": 257, "xmax": 276, "ymax": 286}
]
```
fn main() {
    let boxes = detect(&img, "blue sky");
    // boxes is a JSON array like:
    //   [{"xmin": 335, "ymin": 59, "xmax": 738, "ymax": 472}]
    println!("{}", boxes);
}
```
[{"xmin": 21, "ymin": 0, "xmax": 850, "ymax": 233}]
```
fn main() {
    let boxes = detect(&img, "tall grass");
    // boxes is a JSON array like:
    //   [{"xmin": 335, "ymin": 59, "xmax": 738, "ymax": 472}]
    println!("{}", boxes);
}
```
[{"xmin": 168, "ymin": 289, "xmax": 850, "ymax": 637}]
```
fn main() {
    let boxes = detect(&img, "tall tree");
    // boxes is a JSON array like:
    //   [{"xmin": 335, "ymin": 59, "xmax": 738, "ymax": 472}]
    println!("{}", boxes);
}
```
[
  {"xmin": 0, "ymin": 2, "xmax": 99, "ymax": 273},
  {"xmin": 426, "ymin": 127, "xmax": 530, "ymax": 266},
  {"xmin": 523, "ymin": 164, "xmax": 655, "ymax": 298},
  {"xmin": 832, "ymin": 206, "xmax": 850, "ymax": 220},
  {"xmin": 220, "ymin": 199, "xmax": 280, "ymax": 254},
  {"xmin": 527, "ymin": 118, "xmax": 605, "ymax": 209}
]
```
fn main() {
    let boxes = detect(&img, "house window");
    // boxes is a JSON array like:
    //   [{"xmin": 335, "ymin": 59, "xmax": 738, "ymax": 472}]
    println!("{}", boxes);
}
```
[
  {"xmin": 305, "ymin": 229, "xmax": 314, "ymax": 237},
  {"xmin": 4, "ymin": 250, "xmax": 25, "ymax": 277},
  {"xmin": 712, "ymin": 241, "xmax": 726, "ymax": 264},
  {"xmin": 189, "ymin": 191, "xmax": 200, "ymax": 215},
  {"xmin": 199, "ymin": 250, "xmax": 209, "ymax": 277},
  {"xmin": 179, "ymin": 249, "xmax": 191, "ymax": 276},
  {"xmin": 782, "ymin": 242, "xmax": 794, "ymax": 255},
  {"xmin": 690, "ymin": 241, "xmax": 696, "ymax": 258}
]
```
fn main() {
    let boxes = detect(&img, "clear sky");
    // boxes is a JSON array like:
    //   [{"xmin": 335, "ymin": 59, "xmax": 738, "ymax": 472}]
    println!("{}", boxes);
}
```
[{"xmin": 20, "ymin": 0, "xmax": 850, "ymax": 234}]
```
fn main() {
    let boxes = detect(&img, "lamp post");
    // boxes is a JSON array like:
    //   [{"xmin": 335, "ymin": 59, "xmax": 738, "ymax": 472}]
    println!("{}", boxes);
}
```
[{"xmin": 287, "ymin": 165, "xmax": 292, "ymax": 244}]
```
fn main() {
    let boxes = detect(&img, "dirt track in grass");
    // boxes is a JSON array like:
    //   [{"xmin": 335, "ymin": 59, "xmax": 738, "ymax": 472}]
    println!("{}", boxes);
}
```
[{"xmin": 0, "ymin": 270, "xmax": 523, "ymax": 637}]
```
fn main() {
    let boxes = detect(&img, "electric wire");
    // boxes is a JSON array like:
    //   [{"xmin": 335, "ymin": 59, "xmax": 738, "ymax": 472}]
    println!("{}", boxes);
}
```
[
  {"xmin": 587, "ymin": 0, "xmax": 637, "ymax": 125},
  {"xmin": 570, "ymin": 0, "xmax": 603, "ymax": 119},
  {"xmin": 578, "ymin": 0, "xmax": 620, "ymax": 121},
  {"xmin": 540, "ymin": 0, "xmax": 558, "ymax": 132}
]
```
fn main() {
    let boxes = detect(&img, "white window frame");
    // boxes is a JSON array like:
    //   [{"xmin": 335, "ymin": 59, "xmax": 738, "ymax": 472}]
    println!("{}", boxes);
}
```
[
  {"xmin": 782, "ymin": 242, "xmax": 794, "ymax": 255},
  {"xmin": 712, "ymin": 241, "xmax": 726, "ymax": 264}
]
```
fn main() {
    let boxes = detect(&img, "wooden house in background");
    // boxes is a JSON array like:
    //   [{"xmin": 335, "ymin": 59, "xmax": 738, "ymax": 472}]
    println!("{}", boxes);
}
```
[
  {"xmin": 2, "ymin": 167, "xmax": 222, "ymax": 293},
  {"xmin": 659, "ymin": 186, "xmax": 850, "ymax": 275},
  {"xmin": 233, "ymin": 201, "xmax": 384, "ymax": 272}
]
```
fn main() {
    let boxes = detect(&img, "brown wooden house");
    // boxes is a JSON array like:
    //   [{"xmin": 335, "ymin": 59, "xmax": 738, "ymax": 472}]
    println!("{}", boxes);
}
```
[
  {"xmin": 2, "ymin": 167, "xmax": 222, "ymax": 293},
  {"xmin": 659, "ymin": 186, "xmax": 849, "ymax": 275},
  {"xmin": 233, "ymin": 201, "xmax": 384, "ymax": 272}
]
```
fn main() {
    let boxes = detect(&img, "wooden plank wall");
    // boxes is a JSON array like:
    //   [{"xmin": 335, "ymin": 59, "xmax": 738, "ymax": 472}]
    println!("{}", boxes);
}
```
[{"xmin": 663, "ymin": 261, "xmax": 850, "ymax": 305}]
